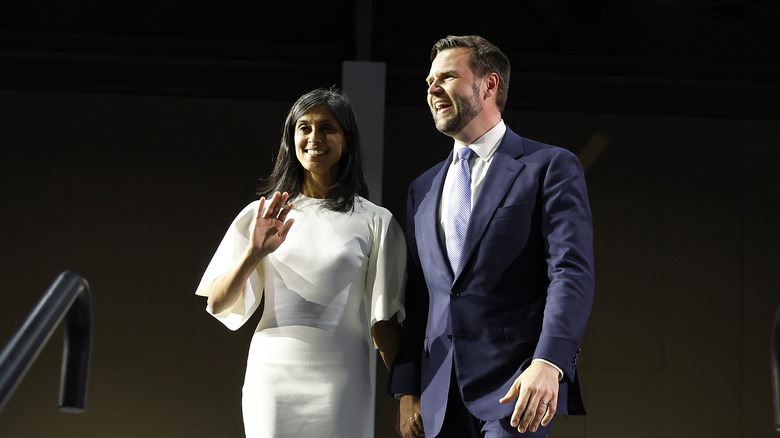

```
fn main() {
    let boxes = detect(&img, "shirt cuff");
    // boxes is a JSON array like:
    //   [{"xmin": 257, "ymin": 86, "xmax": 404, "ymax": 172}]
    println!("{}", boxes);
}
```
[{"xmin": 532, "ymin": 358, "xmax": 564, "ymax": 381}]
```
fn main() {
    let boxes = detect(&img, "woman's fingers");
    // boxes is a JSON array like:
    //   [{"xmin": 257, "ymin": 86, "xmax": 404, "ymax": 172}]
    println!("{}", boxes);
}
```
[{"xmin": 263, "ymin": 192, "xmax": 292, "ymax": 219}]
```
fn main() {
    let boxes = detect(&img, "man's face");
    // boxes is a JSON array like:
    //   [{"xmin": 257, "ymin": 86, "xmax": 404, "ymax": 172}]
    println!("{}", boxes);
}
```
[{"xmin": 426, "ymin": 48, "xmax": 483, "ymax": 137}]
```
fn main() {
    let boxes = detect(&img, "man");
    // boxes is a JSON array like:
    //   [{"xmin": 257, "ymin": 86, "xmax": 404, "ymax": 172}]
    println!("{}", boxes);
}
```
[{"xmin": 389, "ymin": 35, "xmax": 594, "ymax": 438}]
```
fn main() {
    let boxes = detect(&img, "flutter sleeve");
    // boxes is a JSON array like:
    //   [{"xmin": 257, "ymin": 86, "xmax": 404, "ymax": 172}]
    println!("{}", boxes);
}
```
[
  {"xmin": 363, "ymin": 207, "xmax": 407, "ymax": 331},
  {"xmin": 195, "ymin": 201, "xmax": 264, "ymax": 331}
]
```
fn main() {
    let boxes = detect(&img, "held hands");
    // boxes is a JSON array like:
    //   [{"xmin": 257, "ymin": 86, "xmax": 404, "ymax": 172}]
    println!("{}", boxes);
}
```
[
  {"xmin": 249, "ymin": 192, "xmax": 294, "ymax": 260},
  {"xmin": 498, "ymin": 361, "xmax": 559, "ymax": 434},
  {"xmin": 397, "ymin": 395, "xmax": 424, "ymax": 438}
]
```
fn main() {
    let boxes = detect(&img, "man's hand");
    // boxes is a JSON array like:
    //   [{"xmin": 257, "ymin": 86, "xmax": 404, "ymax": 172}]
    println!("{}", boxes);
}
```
[
  {"xmin": 499, "ymin": 361, "xmax": 559, "ymax": 433},
  {"xmin": 397, "ymin": 395, "xmax": 424, "ymax": 437}
]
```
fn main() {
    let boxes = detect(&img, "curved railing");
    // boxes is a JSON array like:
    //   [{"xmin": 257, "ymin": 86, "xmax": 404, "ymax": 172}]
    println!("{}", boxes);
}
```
[{"xmin": 0, "ymin": 271, "xmax": 92, "ymax": 413}]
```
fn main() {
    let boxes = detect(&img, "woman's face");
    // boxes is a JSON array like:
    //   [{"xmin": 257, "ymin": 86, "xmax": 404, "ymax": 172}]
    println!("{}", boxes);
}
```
[{"xmin": 294, "ymin": 105, "xmax": 346, "ymax": 185}]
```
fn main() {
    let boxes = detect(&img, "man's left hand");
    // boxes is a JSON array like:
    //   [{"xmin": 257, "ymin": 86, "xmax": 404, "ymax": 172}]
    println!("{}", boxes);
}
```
[{"xmin": 498, "ymin": 361, "xmax": 559, "ymax": 433}]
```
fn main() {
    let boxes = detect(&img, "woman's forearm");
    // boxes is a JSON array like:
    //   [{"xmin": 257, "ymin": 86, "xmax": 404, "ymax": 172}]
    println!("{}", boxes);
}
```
[
  {"xmin": 206, "ymin": 246, "xmax": 264, "ymax": 315},
  {"xmin": 373, "ymin": 314, "xmax": 401, "ymax": 371}
]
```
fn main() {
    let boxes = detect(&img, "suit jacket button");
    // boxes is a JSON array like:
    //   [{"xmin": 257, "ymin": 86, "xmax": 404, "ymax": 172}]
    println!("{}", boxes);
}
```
[{"xmin": 447, "ymin": 334, "xmax": 453, "ymax": 340}]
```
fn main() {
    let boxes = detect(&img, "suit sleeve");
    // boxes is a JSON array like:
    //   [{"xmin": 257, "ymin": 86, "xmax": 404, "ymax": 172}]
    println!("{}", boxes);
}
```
[{"xmin": 533, "ymin": 148, "xmax": 595, "ymax": 383}]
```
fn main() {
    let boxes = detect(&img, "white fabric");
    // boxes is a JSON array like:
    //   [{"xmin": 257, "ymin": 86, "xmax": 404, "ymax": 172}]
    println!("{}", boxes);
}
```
[{"xmin": 196, "ymin": 195, "xmax": 407, "ymax": 438}]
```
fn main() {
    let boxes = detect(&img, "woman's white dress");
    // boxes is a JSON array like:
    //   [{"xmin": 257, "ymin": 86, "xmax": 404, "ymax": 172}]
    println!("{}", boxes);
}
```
[{"xmin": 196, "ymin": 195, "xmax": 406, "ymax": 438}]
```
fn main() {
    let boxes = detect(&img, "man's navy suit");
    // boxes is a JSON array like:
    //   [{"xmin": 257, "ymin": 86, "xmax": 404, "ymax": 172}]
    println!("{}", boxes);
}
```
[{"xmin": 390, "ymin": 127, "xmax": 595, "ymax": 437}]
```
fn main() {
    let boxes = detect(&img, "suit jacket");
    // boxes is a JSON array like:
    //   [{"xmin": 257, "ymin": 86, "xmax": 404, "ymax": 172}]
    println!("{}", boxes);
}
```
[{"xmin": 389, "ymin": 127, "xmax": 594, "ymax": 437}]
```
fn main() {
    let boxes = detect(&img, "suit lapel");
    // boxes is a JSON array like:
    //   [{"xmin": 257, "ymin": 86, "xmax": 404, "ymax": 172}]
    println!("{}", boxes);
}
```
[
  {"xmin": 416, "ymin": 154, "xmax": 455, "ymax": 284},
  {"xmin": 456, "ymin": 129, "xmax": 525, "ymax": 279}
]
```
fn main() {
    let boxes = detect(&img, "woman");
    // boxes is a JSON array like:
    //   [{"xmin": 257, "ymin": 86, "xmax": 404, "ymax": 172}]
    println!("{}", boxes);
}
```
[{"xmin": 195, "ymin": 88, "xmax": 406, "ymax": 437}]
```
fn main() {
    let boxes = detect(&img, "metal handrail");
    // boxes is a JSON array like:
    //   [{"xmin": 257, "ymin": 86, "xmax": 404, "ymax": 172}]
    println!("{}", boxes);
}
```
[{"xmin": 0, "ymin": 271, "xmax": 92, "ymax": 413}]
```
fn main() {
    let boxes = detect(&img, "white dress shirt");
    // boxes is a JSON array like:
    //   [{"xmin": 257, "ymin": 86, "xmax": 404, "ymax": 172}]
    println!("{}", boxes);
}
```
[{"xmin": 438, "ymin": 120, "xmax": 506, "ymax": 236}]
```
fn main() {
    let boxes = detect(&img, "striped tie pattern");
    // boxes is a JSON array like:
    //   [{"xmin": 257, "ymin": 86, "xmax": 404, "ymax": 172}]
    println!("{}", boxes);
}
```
[{"xmin": 445, "ymin": 147, "xmax": 474, "ymax": 274}]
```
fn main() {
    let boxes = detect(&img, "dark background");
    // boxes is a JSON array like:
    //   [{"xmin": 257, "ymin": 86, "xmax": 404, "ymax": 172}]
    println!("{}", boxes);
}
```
[{"xmin": 1, "ymin": 1, "xmax": 779, "ymax": 437}]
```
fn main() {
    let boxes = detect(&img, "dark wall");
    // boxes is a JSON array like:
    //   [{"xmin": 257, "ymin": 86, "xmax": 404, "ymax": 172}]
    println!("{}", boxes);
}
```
[
  {"xmin": 0, "ymin": 90, "xmax": 288, "ymax": 437},
  {"xmin": 2, "ymin": 4, "xmax": 780, "ymax": 437},
  {"xmin": 1, "ymin": 84, "xmax": 779, "ymax": 437},
  {"xmin": 0, "ymin": 86, "xmax": 780, "ymax": 438}
]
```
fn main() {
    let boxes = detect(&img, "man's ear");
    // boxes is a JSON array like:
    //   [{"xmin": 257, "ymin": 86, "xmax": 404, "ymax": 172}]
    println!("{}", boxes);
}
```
[{"xmin": 483, "ymin": 72, "xmax": 500, "ymax": 100}]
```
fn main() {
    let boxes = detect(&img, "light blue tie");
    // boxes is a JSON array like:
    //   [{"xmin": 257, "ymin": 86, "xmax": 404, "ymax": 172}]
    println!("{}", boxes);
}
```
[{"xmin": 446, "ymin": 147, "xmax": 474, "ymax": 274}]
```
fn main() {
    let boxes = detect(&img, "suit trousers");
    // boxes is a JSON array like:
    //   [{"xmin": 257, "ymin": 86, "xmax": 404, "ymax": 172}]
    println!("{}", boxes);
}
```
[{"xmin": 436, "ymin": 367, "xmax": 553, "ymax": 438}]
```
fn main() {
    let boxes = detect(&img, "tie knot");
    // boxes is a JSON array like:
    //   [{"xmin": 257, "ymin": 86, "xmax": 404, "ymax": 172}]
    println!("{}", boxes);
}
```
[{"xmin": 457, "ymin": 147, "xmax": 474, "ymax": 162}]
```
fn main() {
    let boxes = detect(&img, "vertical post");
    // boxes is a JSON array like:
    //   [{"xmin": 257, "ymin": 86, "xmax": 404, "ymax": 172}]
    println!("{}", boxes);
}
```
[
  {"xmin": 59, "ymin": 284, "xmax": 92, "ymax": 413},
  {"xmin": 343, "ymin": 57, "xmax": 386, "ymax": 438},
  {"xmin": 354, "ymin": 0, "xmax": 373, "ymax": 62},
  {"xmin": 342, "ymin": 61, "xmax": 386, "ymax": 205},
  {"xmin": 345, "ymin": 5, "xmax": 385, "ymax": 434}
]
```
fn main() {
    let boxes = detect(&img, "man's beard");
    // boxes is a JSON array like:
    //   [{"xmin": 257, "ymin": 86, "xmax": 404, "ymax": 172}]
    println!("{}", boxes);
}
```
[{"xmin": 433, "ymin": 84, "xmax": 482, "ymax": 136}]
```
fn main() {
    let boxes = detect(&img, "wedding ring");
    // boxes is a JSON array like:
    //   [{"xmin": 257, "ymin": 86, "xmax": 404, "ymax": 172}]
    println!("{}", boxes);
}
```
[{"xmin": 540, "ymin": 401, "xmax": 548, "ymax": 406}]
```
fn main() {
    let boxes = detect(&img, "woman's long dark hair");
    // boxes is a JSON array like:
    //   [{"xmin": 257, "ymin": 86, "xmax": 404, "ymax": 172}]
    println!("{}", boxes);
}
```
[{"xmin": 258, "ymin": 88, "xmax": 369, "ymax": 212}]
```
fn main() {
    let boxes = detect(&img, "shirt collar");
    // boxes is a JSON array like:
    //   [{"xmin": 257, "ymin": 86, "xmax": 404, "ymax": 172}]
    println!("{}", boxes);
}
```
[{"xmin": 452, "ymin": 120, "xmax": 506, "ymax": 163}]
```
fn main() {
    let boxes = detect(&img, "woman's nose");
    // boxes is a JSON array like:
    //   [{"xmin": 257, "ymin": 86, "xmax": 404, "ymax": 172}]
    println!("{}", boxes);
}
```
[{"xmin": 308, "ymin": 130, "xmax": 322, "ymax": 144}]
